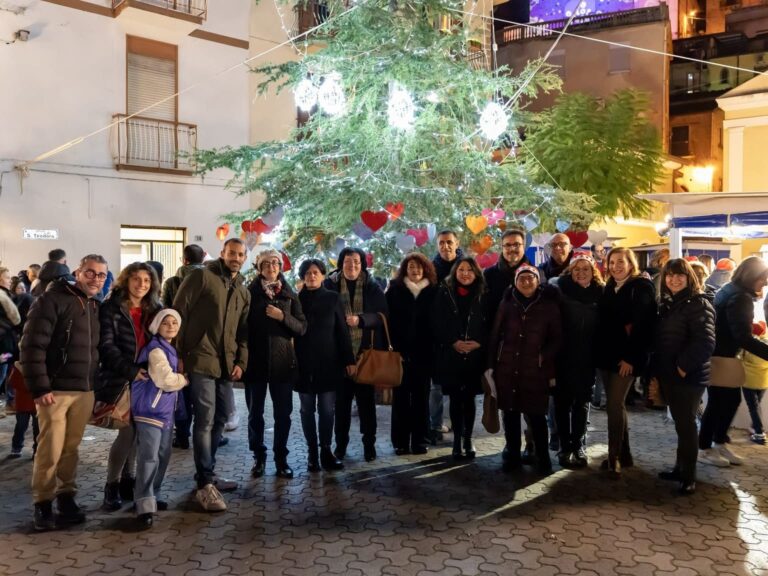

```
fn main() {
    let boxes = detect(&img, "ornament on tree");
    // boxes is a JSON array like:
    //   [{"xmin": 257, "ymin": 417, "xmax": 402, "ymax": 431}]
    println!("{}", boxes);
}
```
[
  {"xmin": 481, "ymin": 208, "xmax": 506, "ymax": 226},
  {"xmin": 587, "ymin": 229, "xmax": 608, "ymax": 246},
  {"xmin": 476, "ymin": 252, "xmax": 500, "ymax": 269},
  {"xmin": 332, "ymin": 237, "xmax": 346, "ymax": 255},
  {"xmin": 497, "ymin": 220, "xmax": 507, "ymax": 232},
  {"xmin": 318, "ymin": 73, "xmax": 346, "ymax": 116},
  {"xmin": 395, "ymin": 233, "xmax": 416, "ymax": 253},
  {"xmin": 470, "ymin": 235, "xmax": 493, "ymax": 255},
  {"xmin": 406, "ymin": 228, "xmax": 429, "ymax": 247},
  {"xmin": 385, "ymin": 202, "xmax": 405, "ymax": 220},
  {"xmin": 565, "ymin": 231, "xmax": 589, "ymax": 248},
  {"xmin": 252, "ymin": 219, "xmax": 273, "ymax": 235},
  {"xmin": 244, "ymin": 232, "xmax": 260, "ymax": 251},
  {"xmin": 360, "ymin": 210, "xmax": 389, "ymax": 232},
  {"xmin": 387, "ymin": 84, "xmax": 416, "ymax": 131},
  {"xmin": 294, "ymin": 78, "xmax": 318, "ymax": 112},
  {"xmin": 426, "ymin": 223, "xmax": 437, "ymax": 242},
  {"xmin": 532, "ymin": 233, "xmax": 553, "ymax": 247},
  {"xmin": 216, "ymin": 224, "xmax": 229, "ymax": 241},
  {"xmin": 280, "ymin": 251, "xmax": 292, "ymax": 271},
  {"xmin": 556, "ymin": 219, "xmax": 571, "ymax": 233},
  {"xmin": 352, "ymin": 222, "xmax": 374, "ymax": 241},
  {"xmin": 263, "ymin": 206, "xmax": 285, "ymax": 228},
  {"xmin": 523, "ymin": 214, "xmax": 540, "ymax": 231},
  {"xmin": 366, "ymin": 253, "xmax": 374, "ymax": 268},
  {"xmin": 465, "ymin": 215, "xmax": 488, "ymax": 235},
  {"xmin": 479, "ymin": 102, "xmax": 509, "ymax": 141}
]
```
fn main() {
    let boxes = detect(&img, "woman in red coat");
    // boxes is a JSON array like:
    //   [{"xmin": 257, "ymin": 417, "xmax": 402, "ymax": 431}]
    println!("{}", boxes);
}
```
[{"xmin": 488, "ymin": 265, "xmax": 562, "ymax": 475}]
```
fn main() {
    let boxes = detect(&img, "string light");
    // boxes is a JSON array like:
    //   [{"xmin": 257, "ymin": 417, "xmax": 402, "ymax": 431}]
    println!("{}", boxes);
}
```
[
  {"xmin": 479, "ymin": 102, "xmax": 508, "ymax": 140},
  {"xmin": 294, "ymin": 78, "xmax": 318, "ymax": 112},
  {"xmin": 318, "ymin": 73, "xmax": 346, "ymax": 117},
  {"xmin": 387, "ymin": 84, "xmax": 416, "ymax": 131}
]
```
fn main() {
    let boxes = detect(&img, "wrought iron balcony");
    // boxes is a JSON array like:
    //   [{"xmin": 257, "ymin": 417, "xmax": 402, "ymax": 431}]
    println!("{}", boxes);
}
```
[
  {"xmin": 113, "ymin": 114, "xmax": 197, "ymax": 175},
  {"xmin": 113, "ymin": 0, "xmax": 207, "ymax": 24}
]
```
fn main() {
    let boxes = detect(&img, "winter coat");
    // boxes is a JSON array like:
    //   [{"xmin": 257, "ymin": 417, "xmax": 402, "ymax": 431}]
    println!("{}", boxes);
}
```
[
  {"xmin": 706, "ymin": 268, "xmax": 732, "ymax": 291},
  {"xmin": 96, "ymin": 290, "xmax": 160, "ymax": 394},
  {"xmin": 162, "ymin": 263, "xmax": 204, "ymax": 307},
  {"xmin": 431, "ymin": 280, "xmax": 488, "ymax": 395},
  {"xmin": 244, "ymin": 274, "xmax": 307, "ymax": 385},
  {"xmin": 173, "ymin": 258, "xmax": 250, "ymax": 379},
  {"xmin": 0, "ymin": 287, "xmax": 21, "ymax": 357},
  {"xmin": 712, "ymin": 282, "xmax": 768, "ymax": 361},
  {"xmin": 538, "ymin": 251, "xmax": 573, "ymax": 282},
  {"xmin": 294, "ymin": 287, "xmax": 355, "ymax": 394},
  {"xmin": 553, "ymin": 275, "xmax": 602, "ymax": 389},
  {"xmin": 20, "ymin": 280, "xmax": 101, "ymax": 398},
  {"xmin": 432, "ymin": 248, "xmax": 464, "ymax": 283},
  {"xmin": 488, "ymin": 285, "xmax": 562, "ymax": 414},
  {"xmin": 484, "ymin": 256, "xmax": 531, "ymax": 322},
  {"xmin": 597, "ymin": 275, "xmax": 657, "ymax": 374},
  {"xmin": 323, "ymin": 270, "xmax": 388, "ymax": 353},
  {"xmin": 132, "ymin": 336, "xmax": 187, "ymax": 429},
  {"xmin": 31, "ymin": 261, "xmax": 73, "ymax": 298},
  {"xmin": 385, "ymin": 280, "xmax": 437, "ymax": 367},
  {"xmin": 12, "ymin": 292, "xmax": 34, "ymax": 330},
  {"xmin": 651, "ymin": 289, "xmax": 716, "ymax": 388}
]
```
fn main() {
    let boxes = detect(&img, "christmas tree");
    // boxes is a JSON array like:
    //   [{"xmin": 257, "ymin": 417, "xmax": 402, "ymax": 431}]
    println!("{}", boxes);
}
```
[{"xmin": 194, "ymin": 0, "xmax": 607, "ymax": 273}]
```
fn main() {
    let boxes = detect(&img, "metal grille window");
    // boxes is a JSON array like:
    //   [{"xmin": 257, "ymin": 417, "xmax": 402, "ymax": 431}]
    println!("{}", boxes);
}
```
[{"xmin": 671, "ymin": 126, "xmax": 690, "ymax": 157}]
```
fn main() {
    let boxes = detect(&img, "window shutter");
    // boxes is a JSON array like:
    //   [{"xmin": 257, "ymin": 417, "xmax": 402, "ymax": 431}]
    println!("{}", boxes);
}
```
[{"xmin": 127, "ymin": 53, "xmax": 176, "ymax": 121}]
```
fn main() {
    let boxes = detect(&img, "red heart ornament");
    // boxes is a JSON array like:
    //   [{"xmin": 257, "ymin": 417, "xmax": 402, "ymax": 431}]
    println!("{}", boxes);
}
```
[
  {"xmin": 241, "ymin": 220, "xmax": 254, "ymax": 233},
  {"xmin": 565, "ymin": 230, "xmax": 588, "ymax": 248},
  {"xmin": 481, "ymin": 208, "xmax": 506, "ymax": 226},
  {"xmin": 361, "ymin": 210, "xmax": 389, "ymax": 232},
  {"xmin": 366, "ymin": 253, "xmax": 374, "ymax": 268},
  {"xmin": 281, "ymin": 251, "xmax": 292, "ymax": 271},
  {"xmin": 216, "ymin": 224, "xmax": 229, "ymax": 241},
  {"xmin": 476, "ymin": 252, "xmax": 500, "ymax": 269},
  {"xmin": 252, "ymin": 218, "xmax": 273, "ymax": 234},
  {"xmin": 406, "ymin": 228, "xmax": 429, "ymax": 247},
  {"xmin": 385, "ymin": 202, "xmax": 405, "ymax": 220}
]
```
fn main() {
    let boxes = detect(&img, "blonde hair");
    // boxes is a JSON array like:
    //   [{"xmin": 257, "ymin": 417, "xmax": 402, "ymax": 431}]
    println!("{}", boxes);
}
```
[
  {"xmin": 563, "ymin": 258, "xmax": 605, "ymax": 286},
  {"xmin": 605, "ymin": 247, "xmax": 640, "ymax": 280}
]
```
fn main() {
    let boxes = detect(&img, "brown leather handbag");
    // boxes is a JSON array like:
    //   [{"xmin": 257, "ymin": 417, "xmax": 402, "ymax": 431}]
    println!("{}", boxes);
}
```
[{"xmin": 354, "ymin": 313, "xmax": 403, "ymax": 389}]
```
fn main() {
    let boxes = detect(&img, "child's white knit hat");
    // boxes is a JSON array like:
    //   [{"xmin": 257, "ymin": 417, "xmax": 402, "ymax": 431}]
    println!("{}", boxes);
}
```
[{"xmin": 149, "ymin": 309, "xmax": 182, "ymax": 335}]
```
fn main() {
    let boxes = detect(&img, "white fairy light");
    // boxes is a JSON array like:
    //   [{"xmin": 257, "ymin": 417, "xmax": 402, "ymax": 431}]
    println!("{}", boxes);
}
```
[
  {"xmin": 387, "ymin": 84, "xmax": 416, "ymax": 131},
  {"xmin": 479, "ymin": 101, "xmax": 508, "ymax": 141},
  {"xmin": 318, "ymin": 73, "xmax": 346, "ymax": 117},
  {"xmin": 294, "ymin": 78, "xmax": 318, "ymax": 112},
  {"xmin": 426, "ymin": 91, "xmax": 440, "ymax": 103}
]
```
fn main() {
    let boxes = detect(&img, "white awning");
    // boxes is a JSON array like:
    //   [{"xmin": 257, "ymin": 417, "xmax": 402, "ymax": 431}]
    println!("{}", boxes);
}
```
[{"xmin": 636, "ymin": 191, "xmax": 768, "ymax": 218}]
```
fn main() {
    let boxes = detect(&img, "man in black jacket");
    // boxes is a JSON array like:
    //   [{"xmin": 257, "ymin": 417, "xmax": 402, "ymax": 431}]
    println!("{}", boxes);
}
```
[
  {"xmin": 21, "ymin": 254, "xmax": 108, "ymax": 531},
  {"xmin": 539, "ymin": 233, "xmax": 573, "ymax": 281},
  {"xmin": 484, "ymin": 228, "xmax": 530, "ymax": 321}
]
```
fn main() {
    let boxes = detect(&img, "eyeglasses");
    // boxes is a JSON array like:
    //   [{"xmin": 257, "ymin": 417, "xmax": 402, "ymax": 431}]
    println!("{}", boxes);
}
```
[
  {"xmin": 82, "ymin": 269, "xmax": 108, "ymax": 281},
  {"xmin": 517, "ymin": 275, "xmax": 537, "ymax": 283},
  {"xmin": 263, "ymin": 261, "xmax": 281, "ymax": 268},
  {"xmin": 502, "ymin": 243, "xmax": 523, "ymax": 249},
  {"xmin": 550, "ymin": 242, "xmax": 569, "ymax": 248}
]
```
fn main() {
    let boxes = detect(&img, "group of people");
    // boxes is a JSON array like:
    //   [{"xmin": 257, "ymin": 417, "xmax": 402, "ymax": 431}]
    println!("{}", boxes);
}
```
[{"xmin": 2, "ymin": 230, "xmax": 768, "ymax": 533}]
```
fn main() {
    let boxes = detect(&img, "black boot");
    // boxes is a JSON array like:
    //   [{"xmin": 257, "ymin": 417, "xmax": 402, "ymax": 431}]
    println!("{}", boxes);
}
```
[
  {"xmin": 452, "ymin": 435, "xmax": 464, "ymax": 460},
  {"xmin": 276, "ymin": 458, "xmax": 294, "ymax": 479},
  {"xmin": 251, "ymin": 454, "xmax": 266, "ymax": 478},
  {"xmin": 33, "ymin": 501, "xmax": 55, "ymax": 532},
  {"xmin": 103, "ymin": 482, "xmax": 122, "ymax": 511},
  {"xmin": 56, "ymin": 493, "xmax": 86, "ymax": 525},
  {"xmin": 308, "ymin": 446, "xmax": 321, "ymax": 473},
  {"xmin": 119, "ymin": 476, "xmax": 135, "ymax": 501},
  {"xmin": 463, "ymin": 437, "xmax": 476, "ymax": 459},
  {"xmin": 137, "ymin": 513, "xmax": 153, "ymax": 529},
  {"xmin": 320, "ymin": 446, "xmax": 344, "ymax": 470},
  {"xmin": 364, "ymin": 444, "xmax": 377, "ymax": 462}
]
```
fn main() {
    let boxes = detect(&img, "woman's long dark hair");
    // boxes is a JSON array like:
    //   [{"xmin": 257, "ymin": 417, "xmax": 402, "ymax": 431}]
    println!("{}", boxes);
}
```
[
  {"xmin": 447, "ymin": 256, "xmax": 486, "ymax": 292},
  {"xmin": 111, "ymin": 262, "xmax": 162, "ymax": 325},
  {"xmin": 660, "ymin": 258, "xmax": 701, "ymax": 297}
]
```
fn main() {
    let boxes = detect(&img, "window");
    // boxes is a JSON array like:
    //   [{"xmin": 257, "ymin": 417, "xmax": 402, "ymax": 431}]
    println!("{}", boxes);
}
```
[
  {"xmin": 120, "ymin": 226, "xmax": 185, "ymax": 276},
  {"xmin": 609, "ymin": 45, "xmax": 630, "ymax": 74},
  {"xmin": 671, "ymin": 125, "xmax": 690, "ymax": 157},
  {"xmin": 127, "ymin": 36, "xmax": 177, "ymax": 121}
]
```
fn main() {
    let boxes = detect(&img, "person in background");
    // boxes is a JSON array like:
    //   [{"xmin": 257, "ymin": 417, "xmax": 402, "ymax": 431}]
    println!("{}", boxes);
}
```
[
  {"xmin": 32, "ymin": 250, "xmax": 71, "ymax": 298},
  {"xmin": 21, "ymin": 254, "xmax": 107, "ymax": 531},
  {"xmin": 387, "ymin": 253, "xmax": 438, "ymax": 456},
  {"xmin": 699, "ymin": 256, "xmax": 768, "ymax": 467},
  {"xmin": 146, "ymin": 261, "xmax": 164, "ymax": 288},
  {"xmin": 539, "ymin": 233, "xmax": 573, "ymax": 282},
  {"xmin": 706, "ymin": 258, "xmax": 736, "ymax": 292},
  {"xmin": 742, "ymin": 321, "xmax": 768, "ymax": 445},
  {"xmin": 489, "ymin": 264, "xmax": 562, "ymax": 474},
  {"xmin": 294, "ymin": 259, "xmax": 355, "ymax": 472},
  {"xmin": 430, "ymin": 230, "xmax": 463, "ymax": 443},
  {"xmin": 484, "ymin": 228, "xmax": 530, "ymax": 322},
  {"xmin": 324, "ymin": 247, "xmax": 388, "ymax": 463},
  {"xmin": 244, "ymin": 249, "xmax": 307, "ymax": 480},
  {"xmin": 597, "ymin": 247, "xmax": 657, "ymax": 478},
  {"xmin": 98, "ymin": 262, "xmax": 162, "ymax": 511},
  {"xmin": 0, "ymin": 267, "xmax": 22, "ymax": 418},
  {"xmin": 432, "ymin": 257, "xmax": 488, "ymax": 460},
  {"xmin": 652, "ymin": 259, "xmax": 715, "ymax": 496},
  {"xmin": 698, "ymin": 254, "xmax": 715, "ymax": 275},
  {"xmin": 590, "ymin": 243, "xmax": 607, "ymax": 277},
  {"xmin": 690, "ymin": 261, "xmax": 716, "ymax": 302}
]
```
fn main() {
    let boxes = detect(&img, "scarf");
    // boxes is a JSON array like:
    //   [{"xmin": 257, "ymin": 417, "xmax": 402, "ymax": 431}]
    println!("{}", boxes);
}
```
[
  {"xmin": 404, "ymin": 278, "xmax": 430, "ymax": 298},
  {"xmin": 340, "ymin": 272, "xmax": 365, "ymax": 353},
  {"xmin": 261, "ymin": 278, "xmax": 282, "ymax": 300}
]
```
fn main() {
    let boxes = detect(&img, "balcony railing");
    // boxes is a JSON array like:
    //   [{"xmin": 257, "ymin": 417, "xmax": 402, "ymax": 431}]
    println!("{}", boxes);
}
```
[
  {"xmin": 113, "ymin": 114, "xmax": 197, "ymax": 175},
  {"xmin": 498, "ymin": 5, "xmax": 667, "ymax": 46},
  {"xmin": 466, "ymin": 48, "xmax": 490, "ymax": 70},
  {"xmin": 292, "ymin": 0, "xmax": 333, "ymax": 39},
  {"xmin": 113, "ymin": 0, "xmax": 207, "ymax": 22}
]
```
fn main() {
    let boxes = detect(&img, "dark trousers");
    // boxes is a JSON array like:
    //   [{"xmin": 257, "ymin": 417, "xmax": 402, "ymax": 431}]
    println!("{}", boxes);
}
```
[
  {"xmin": 335, "ymin": 377, "xmax": 376, "ymax": 450},
  {"xmin": 12, "ymin": 412, "xmax": 40, "ymax": 452},
  {"xmin": 602, "ymin": 370, "xmax": 634, "ymax": 463},
  {"xmin": 245, "ymin": 381, "xmax": 293, "ymax": 461},
  {"xmin": 391, "ymin": 363, "xmax": 430, "ymax": 450},
  {"xmin": 742, "ymin": 388, "xmax": 766, "ymax": 435},
  {"xmin": 554, "ymin": 385, "xmax": 593, "ymax": 453},
  {"xmin": 448, "ymin": 390, "xmax": 477, "ymax": 440},
  {"xmin": 174, "ymin": 388, "xmax": 195, "ymax": 440},
  {"xmin": 503, "ymin": 410, "xmax": 550, "ymax": 470},
  {"xmin": 299, "ymin": 391, "xmax": 335, "ymax": 456},
  {"xmin": 699, "ymin": 385, "xmax": 742, "ymax": 449},
  {"xmin": 660, "ymin": 380, "xmax": 704, "ymax": 483}
]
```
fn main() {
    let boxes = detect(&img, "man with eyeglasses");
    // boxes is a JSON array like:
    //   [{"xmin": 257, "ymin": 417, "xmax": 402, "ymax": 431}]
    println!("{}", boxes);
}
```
[
  {"xmin": 484, "ymin": 228, "xmax": 531, "ymax": 321},
  {"xmin": 21, "ymin": 254, "xmax": 108, "ymax": 531},
  {"xmin": 539, "ymin": 233, "xmax": 573, "ymax": 282}
]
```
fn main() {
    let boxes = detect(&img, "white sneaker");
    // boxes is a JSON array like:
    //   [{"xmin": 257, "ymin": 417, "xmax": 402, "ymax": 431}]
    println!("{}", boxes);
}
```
[
  {"xmin": 699, "ymin": 448, "xmax": 730, "ymax": 467},
  {"xmin": 196, "ymin": 484, "xmax": 227, "ymax": 512},
  {"xmin": 715, "ymin": 443, "xmax": 744, "ymax": 465}
]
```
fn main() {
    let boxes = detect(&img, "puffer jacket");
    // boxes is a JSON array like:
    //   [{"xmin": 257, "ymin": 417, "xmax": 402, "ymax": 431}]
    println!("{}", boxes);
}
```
[
  {"xmin": 554, "ymin": 275, "xmax": 602, "ymax": 388},
  {"xmin": 712, "ymin": 282, "xmax": 768, "ymax": 361},
  {"xmin": 20, "ymin": 280, "xmax": 100, "ymax": 398},
  {"xmin": 431, "ymin": 279, "xmax": 488, "ymax": 396},
  {"xmin": 488, "ymin": 284, "xmax": 562, "ymax": 414},
  {"xmin": 597, "ymin": 275, "xmax": 657, "ymax": 374},
  {"xmin": 173, "ymin": 259, "xmax": 250, "ymax": 378},
  {"xmin": 132, "ymin": 336, "xmax": 186, "ymax": 429},
  {"xmin": 484, "ymin": 255, "xmax": 530, "ymax": 322},
  {"xmin": 244, "ymin": 274, "xmax": 307, "ymax": 385},
  {"xmin": 652, "ymin": 288, "xmax": 716, "ymax": 387},
  {"xmin": 31, "ymin": 261, "xmax": 73, "ymax": 298}
]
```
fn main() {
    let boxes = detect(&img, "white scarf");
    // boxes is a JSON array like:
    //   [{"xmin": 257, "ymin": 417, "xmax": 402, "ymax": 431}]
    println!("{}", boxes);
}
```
[{"xmin": 404, "ymin": 278, "xmax": 430, "ymax": 298}]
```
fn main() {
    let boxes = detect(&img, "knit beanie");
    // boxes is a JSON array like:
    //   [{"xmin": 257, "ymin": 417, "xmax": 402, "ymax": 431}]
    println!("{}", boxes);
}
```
[
  {"xmin": 149, "ymin": 309, "xmax": 182, "ymax": 335},
  {"xmin": 515, "ymin": 264, "xmax": 540, "ymax": 282},
  {"xmin": 256, "ymin": 249, "xmax": 282, "ymax": 272}
]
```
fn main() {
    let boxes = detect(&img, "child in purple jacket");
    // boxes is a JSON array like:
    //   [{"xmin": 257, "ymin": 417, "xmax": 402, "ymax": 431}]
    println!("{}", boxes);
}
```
[{"xmin": 132, "ymin": 309, "xmax": 188, "ymax": 529}]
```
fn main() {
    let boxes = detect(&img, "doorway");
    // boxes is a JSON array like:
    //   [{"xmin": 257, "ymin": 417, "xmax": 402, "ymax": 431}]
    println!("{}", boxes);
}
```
[{"xmin": 120, "ymin": 226, "xmax": 185, "ymax": 282}]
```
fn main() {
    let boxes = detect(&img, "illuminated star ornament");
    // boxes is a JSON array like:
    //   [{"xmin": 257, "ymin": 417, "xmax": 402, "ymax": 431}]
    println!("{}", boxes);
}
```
[
  {"xmin": 479, "ymin": 101, "xmax": 509, "ymax": 141},
  {"xmin": 317, "ymin": 73, "xmax": 346, "ymax": 117},
  {"xmin": 294, "ymin": 78, "xmax": 318, "ymax": 112},
  {"xmin": 387, "ymin": 84, "xmax": 416, "ymax": 131}
]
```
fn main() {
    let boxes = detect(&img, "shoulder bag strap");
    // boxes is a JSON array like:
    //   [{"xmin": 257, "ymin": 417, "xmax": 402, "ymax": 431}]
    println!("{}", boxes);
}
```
[{"xmin": 377, "ymin": 312, "xmax": 394, "ymax": 351}]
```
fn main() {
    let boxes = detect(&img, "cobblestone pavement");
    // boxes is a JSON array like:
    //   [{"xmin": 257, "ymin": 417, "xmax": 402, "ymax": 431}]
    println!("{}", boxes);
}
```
[{"xmin": 1, "ymin": 391, "xmax": 767, "ymax": 576}]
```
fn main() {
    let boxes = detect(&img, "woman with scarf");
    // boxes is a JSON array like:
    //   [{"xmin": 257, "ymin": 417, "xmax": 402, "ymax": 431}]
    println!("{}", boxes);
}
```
[
  {"xmin": 386, "ymin": 253, "xmax": 438, "ymax": 455},
  {"xmin": 432, "ymin": 257, "xmax": 488, "ymax": 460},
  {"xmin": 551, "ymin": 253, "xmax": 604, "ymax": 468},
  {"xmin": 652, "ymin": 259, "xmax": 715, "ymax": 495},
  {"xmin": 244, "ymin": 249, "xmax": 307, "ymax": 479},
  {"xmin": 324, "ymin": 247, "xmax": 388, "ymax": 462},
  {"xmin": 597, "ymin": 247, "xmax": 657, "ymax": 478}
]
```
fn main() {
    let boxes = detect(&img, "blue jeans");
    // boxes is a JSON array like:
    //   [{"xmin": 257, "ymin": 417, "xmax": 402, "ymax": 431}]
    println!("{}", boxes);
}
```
[
  {"xmin": 12, "ymin": 412, "xmax": 39, "ymax": 453},
  {"xmin": 299, "ymin": 392, "xmax": 335, "ymax": 454},
  {"xmin": 742, "ymin": 388, "xmax": 766, "ymax": 435},
  {"xmin": 188, "ymin": 373, "xmax": 232, "ymax": 488},
  {"xmin": 245, "ymin": 381, "xmax": 293, "ymax": 460},
  {"xmin": 429, "ymin": 381, "xmax": 445, "ymax": 430},
  {"xmin": 134, "ymin": 422, "xmax": 173, "ymax": 515}
]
